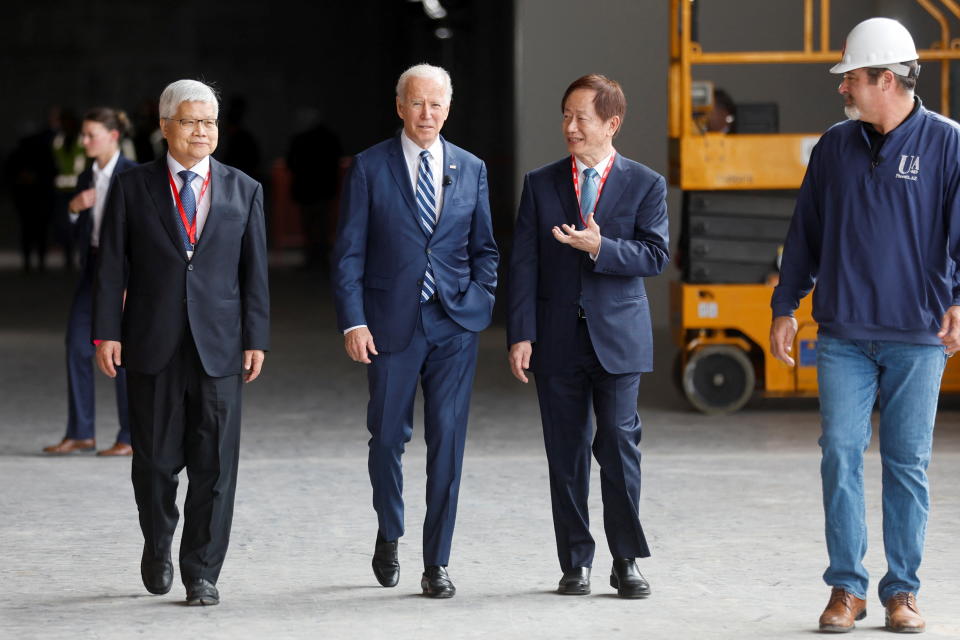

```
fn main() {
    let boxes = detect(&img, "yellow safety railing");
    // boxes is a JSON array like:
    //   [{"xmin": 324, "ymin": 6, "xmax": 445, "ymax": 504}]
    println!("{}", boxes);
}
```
[{"xmin": 668, "ymin": 0, "xmax": 960, "ymax": 190}]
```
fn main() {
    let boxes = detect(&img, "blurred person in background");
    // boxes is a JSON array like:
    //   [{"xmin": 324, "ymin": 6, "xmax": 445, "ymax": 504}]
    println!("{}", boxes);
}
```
[
  {"xmin": 51, "ymin": 109, "xmax": 86, "ymax": 270},
  {"xmin": 43, "ymin": 107, "xmax": 137, "ymax": 456},
  {"xmin": 132, "ymin": 99, "xmax": 164, "ymax": 163},
  {"xmin": 287, "ymin": 107, "xmax": 341, "ymax": 269},
  {"xmin": 5, "ymin": 107, "xmax": 59, "ymax": 273},
  {"xmin": 217, "ymin": 95, "xmax": 261, "ymax": 183},
  {"xmin": 706, "ymin": 88, "xmax": 736, "ymax": 133}
]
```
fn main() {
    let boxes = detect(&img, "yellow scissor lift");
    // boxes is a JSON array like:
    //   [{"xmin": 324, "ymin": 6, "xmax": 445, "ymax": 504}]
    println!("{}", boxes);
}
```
[{"xmin": 669, "ymin": 0, "xmax": 960, "ymax": 413}]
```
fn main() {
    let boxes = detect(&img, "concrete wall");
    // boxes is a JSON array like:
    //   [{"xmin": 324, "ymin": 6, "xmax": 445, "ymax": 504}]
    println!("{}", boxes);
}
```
[{"xmin": 514, "ymin": 0, "xmax": 947, "ymax": 332}]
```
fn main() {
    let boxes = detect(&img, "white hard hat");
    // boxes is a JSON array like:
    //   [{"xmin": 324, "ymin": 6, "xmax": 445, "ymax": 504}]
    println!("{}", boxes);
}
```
[{"xmin": 830, "ymin": 17, "xmax": 919, "ymax": 76}]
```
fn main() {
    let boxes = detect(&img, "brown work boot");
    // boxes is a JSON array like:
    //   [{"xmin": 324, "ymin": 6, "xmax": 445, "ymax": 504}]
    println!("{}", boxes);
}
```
[
  {"xmin": 885, "ymin": 592, "xmax": 925, "ymax": 633},
  {"xmin": 819, "ymin": 587, "xmax": 867, "ymax": 633},
  {"xmin": 42, "ymin": 438, "xmax": 96, "ymax": 454}
]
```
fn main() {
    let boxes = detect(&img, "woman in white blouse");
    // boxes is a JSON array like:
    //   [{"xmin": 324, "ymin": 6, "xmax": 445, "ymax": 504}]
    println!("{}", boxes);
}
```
[{"xmin": 44, "ymin": 107, "xmax": 138, "ymax": 457}]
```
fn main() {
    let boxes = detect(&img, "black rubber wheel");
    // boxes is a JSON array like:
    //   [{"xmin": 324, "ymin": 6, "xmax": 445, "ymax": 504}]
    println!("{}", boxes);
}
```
[
  {"xmin": 671, "ymin": 351, "xmax": 684, "ymax": 394},
  {"xmin": 682, "ymin": 345, "xmax": 756, "ymax": 415}
]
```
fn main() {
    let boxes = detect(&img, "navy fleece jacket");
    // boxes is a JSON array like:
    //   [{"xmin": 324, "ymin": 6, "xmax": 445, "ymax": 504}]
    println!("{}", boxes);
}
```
[{"xmin": 772, "ymin": 98, "xmax": 960, "ymax": 345}]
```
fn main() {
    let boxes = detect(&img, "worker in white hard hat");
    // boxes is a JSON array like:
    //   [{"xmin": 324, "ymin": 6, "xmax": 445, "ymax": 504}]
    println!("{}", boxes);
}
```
[{"xmin": 771, "ymin": 16, "xmax": 960, "ymax": 634}]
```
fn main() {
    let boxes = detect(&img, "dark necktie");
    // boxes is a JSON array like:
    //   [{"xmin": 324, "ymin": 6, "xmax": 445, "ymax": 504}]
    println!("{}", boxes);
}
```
[{"xmin": 178, "ymin": 170, "xmax": 198, "ymax": 251}]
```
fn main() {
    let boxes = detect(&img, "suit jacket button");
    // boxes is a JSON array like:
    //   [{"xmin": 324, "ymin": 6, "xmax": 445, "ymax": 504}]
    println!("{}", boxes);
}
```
[
  {"xmin": 417, "ymin": 279, "xmax": 423, "ymax": 286},
  {"xmin": 187, "ymin": 264, "xmax": 194, "ymax": 271},
  {"xmin": 426, "ymin": 248, "xmax": 431, "ymax": 255},
  {"xmin": 182, "ymin": 298, "xmax": 187, "ymax": 303}
]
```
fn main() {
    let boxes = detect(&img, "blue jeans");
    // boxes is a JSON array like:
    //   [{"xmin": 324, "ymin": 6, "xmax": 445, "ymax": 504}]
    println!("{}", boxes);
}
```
[{"xmin": 816, "ymin": 335, "xmax": 946, "ymax": 603}]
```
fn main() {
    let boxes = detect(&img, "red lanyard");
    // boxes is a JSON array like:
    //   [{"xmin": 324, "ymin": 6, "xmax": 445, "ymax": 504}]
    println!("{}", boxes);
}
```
[
  {"xmin": 571, "ymin": 153, "xmax": 616, "ymax": 227},
  {"xmin": 167, "ymin": 168, "xmax": 211, "ymax": 248}
]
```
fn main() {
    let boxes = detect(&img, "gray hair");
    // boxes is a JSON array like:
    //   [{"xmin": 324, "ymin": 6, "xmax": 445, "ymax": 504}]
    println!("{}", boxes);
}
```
[
  {"xmin": 865, "ymin": 63, "xmax": 919, "ymax": 93},
  {"xmin": 158, "ymin": 79, "xmax": 219, "ymax": 118},
  {"xmin": 396, "ymin": 64, "xmax": 453, "ymax": 105}
]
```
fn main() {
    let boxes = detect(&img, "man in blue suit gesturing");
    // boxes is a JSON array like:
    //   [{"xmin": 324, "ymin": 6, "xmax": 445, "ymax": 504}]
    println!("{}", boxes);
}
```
[
  {"xmin": 332, "ymin": 63, "xmax": 498, "ymax": 598},
  {"xmin": 507, "ymin": 75, "xmax": 669, "ymax": 598}
]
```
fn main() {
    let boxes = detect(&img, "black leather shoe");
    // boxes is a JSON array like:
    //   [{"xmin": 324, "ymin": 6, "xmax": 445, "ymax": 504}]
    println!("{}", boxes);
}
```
[
  {"xmin": 557, "ymin": 567, "xmax": 591, "ymax": 595},
  {"xmin": 610, "ymin": 558, "xmax": 650, "ymax": 598},
  {"xmin": 372, "ymin": 532, "xmax": 399, "ymax": 587},
  {"xmin": 140, "ymin": 545, "xmax": 173, "ymax": 595},
  {"xmin": 184, "ymin": 578, "xmax": 219, "ymax": 606},
  {"xmin": 421, "ymin": 565, "xmax": 456, "ymax": 598}
]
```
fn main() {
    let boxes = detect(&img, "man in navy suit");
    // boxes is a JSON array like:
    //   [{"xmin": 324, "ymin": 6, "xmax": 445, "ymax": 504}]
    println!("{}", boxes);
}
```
[
  {"xmin": 332, "ymin": 63, "xmax": 498, "ymax": 598},
  {"xmin": 507, "ymin": 74, "xmax": 669, "ymax": 598},
  {"xmin": 94, "ymin": 79, "xmax": 269, "ymax": 606}
]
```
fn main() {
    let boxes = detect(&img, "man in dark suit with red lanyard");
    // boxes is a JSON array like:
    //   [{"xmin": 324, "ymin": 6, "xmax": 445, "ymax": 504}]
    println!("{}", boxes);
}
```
[
  {"xmin": 93, "ymin": 79, "xmax": 269, "ymax": 606},
  {"xmin": 507, "ymin": 74, "xmax": 669, "ymax": 598}
]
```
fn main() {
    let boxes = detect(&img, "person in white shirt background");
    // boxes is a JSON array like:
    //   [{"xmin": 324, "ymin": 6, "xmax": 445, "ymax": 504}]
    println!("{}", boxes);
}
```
[{"xmin": 43, "ymin": 107, "xmax": 138, "ymax": 457}]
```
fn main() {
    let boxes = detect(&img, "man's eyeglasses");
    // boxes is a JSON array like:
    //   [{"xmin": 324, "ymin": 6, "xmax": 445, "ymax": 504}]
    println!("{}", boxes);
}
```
[{"xmin": 165, "ymin": 118, "xmax": 219, "ymax": 130}]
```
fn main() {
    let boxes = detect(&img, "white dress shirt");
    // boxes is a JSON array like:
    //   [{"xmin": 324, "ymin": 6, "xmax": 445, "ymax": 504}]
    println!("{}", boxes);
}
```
[
  {"xmin": 89, "ymin": 150, "xmax": 121, "ymax": 248},
  {"xmin": 574, "ymin": 150, "xmax": 614, "ymax": 261},
  {"xmin": 166, "ymin": 153, "xmax": 212, "ymax": 259},
  {"xmin": 343, "ymin": 134, "xmax": 447, "ymax": 335},
  {"xmin": 400, "ymin": 132, "xmax": 445, "ymax": 216}
]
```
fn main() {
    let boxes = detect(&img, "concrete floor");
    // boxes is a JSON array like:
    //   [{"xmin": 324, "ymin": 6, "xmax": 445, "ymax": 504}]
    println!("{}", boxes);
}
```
[{"xmin": 2, "ymin": 267, "xmax": 959, "ymax": 640}]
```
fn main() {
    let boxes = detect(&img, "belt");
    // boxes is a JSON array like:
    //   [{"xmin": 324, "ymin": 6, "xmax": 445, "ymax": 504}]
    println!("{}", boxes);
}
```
[
  {"xmin": 423, "ymin": 292, "xmax": 440, "ymax": 304},
  {"xmin": 578, "ymin": 306, "xmax": 587, "ymax": 319}
]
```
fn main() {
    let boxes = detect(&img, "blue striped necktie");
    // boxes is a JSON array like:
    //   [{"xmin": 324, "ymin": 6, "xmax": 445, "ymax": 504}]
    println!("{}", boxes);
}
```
[
  {"xmin": 416, "ymin": 150, "xmax": 437, "ymax": 302},
  {"xmin": 178, "ymin": 170, "xmax": 198, "ymax": 250}
]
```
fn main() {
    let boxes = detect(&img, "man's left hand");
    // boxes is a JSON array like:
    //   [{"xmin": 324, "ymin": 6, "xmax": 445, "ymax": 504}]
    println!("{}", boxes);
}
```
[
  {"xmin": 552, "ymin": 212, "xmax": 601, "ymax": 255},
  {"xmin": 938, "ymin": 305, "xmax": 960, "ymax": 354},
  {"xmin": 243, "ymin": 350, "xmax": 265, "ymax": 383}
]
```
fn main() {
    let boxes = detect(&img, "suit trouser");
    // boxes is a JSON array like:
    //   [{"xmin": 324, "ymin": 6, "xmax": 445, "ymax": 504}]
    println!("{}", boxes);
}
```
[
  {"xmin": 366, "ymin": 300, "xmax": 478, "ymax": 567},
  {"xmin": 65, "ymin": 252, "xmax": 130, "ymax": 443},
  {"xmin": 533, "ymin": 319, "xmax": 650, "ymax": 572},
  {"xmin": 126, "ymin": 328, "xmax": 242, "ymax": 584}
]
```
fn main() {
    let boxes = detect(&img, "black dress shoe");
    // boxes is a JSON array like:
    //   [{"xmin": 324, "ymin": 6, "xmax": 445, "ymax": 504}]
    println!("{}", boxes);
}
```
[
  {"xmin": 372, "ymin": 532, "xmax": 399, "ymax": 587},
  {"xmin": 558, "ymin": 567, "xmax": 591, "ymax": 595},
  {"xmin": 610, "ymin": 558, "xmax": 650, "ymax": 598},
  {"xmin": 184, "ymin": 578, "xmax": 219, "ymax": 606},
  {"xmin": 421, "ymin": 565, "xmax": 456, "ymax": 598},
  {"xmin": 140, "ymin": 545, "xmax": 173, "ymax": 595}
]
